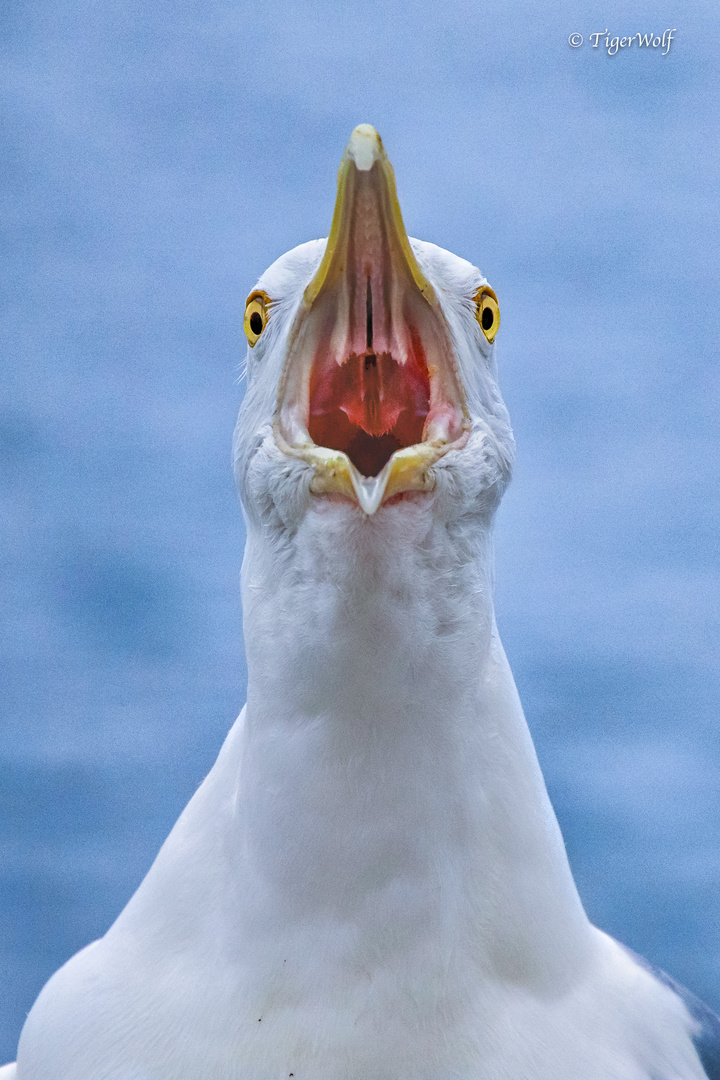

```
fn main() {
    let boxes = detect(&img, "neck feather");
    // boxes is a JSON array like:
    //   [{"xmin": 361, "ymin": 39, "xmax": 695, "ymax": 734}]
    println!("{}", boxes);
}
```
[{"xmin": 238, "ymin": 499, "xmax": 593, "ymax": 993}]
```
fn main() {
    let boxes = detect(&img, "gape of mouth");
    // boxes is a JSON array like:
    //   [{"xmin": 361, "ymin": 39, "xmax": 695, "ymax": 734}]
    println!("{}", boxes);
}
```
[{"xmin": 308, "ymin": 279, "xmax": 431, "ymax": 477}]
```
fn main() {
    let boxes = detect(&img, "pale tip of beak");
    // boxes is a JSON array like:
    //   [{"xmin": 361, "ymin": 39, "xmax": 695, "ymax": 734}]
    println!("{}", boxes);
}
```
[
  {"xmin": 346, "ymin": 124, "xmax": 384, "ymax": 172},
  {"xmin": 348, "ymin": 462, "xmax": 391, "ymax": 515}
]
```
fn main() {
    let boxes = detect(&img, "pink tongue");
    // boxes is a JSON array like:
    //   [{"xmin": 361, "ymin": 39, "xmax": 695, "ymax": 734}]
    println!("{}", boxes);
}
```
[
  {"xmin": 308, "ymin": 341, "xmax": 431, "ymax": 478},
  {"xmin": 334, "ymin": 352, "xmax": 428, "ymax": 436}
]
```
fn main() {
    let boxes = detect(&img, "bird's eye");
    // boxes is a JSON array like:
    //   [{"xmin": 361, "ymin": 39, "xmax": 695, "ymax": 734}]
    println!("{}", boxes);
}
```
[
  {"xmin": 474, "ymin": 287, "xmax": 500, "ymax": 343},
  {"xmin": 243, "ymin": 291, "xmax": 271, "ymax": 347}
]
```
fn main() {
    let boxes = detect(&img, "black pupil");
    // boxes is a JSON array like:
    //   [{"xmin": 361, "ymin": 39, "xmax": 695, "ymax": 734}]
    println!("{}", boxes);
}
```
[
  {"xmin": 481, "ymin": 305, "xmax": 494, "ymax": 331},
  {"xmin": 250, "ymin": 311, "xmax": 263, "ymax": 336}
]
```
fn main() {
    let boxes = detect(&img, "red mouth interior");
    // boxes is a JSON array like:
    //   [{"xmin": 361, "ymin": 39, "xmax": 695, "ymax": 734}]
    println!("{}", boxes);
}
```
[{"xmin": 308, "ymin": 332, "xmax": 431, "ymax": 477}]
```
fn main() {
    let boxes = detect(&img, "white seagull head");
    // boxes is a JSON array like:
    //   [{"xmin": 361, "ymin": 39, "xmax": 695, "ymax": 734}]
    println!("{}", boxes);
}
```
[{"xmin": 234, "ymin": 124, "xmax": 514, "ymax": 537}]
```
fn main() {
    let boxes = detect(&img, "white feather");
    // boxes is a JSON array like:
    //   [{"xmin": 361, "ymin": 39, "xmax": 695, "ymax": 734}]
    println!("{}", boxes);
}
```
[{"xmin": 11, "ymin": 238, "xmax": 711, "ymax": 1080}]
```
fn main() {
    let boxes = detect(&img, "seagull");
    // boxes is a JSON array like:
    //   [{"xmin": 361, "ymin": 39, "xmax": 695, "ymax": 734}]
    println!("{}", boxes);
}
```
[{"xmin": 5, "ymin": 124, "xmax": 719, "ymax": 1080}]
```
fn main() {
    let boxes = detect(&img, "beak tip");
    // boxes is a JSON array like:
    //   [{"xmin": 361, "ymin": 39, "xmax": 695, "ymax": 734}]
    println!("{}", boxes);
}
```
[{"xmin": 345, "ymin": 124, "xmax": 384, "ymax": 172}]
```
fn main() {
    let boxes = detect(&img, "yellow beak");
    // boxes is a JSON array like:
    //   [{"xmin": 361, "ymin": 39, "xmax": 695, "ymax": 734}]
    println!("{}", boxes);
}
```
[
  {"xmin": 274, "ymin": 125, "xmax": 469, "ymax": 515},
  {"xmin": 303, "ymin": 124, "xmax": 436, "ymax": 310}
]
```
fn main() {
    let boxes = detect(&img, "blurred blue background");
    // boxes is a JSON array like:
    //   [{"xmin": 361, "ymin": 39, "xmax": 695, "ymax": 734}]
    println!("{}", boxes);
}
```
[{"xmin": 1, "ymin": 0, "xmax": 719, "ymax": 1061}]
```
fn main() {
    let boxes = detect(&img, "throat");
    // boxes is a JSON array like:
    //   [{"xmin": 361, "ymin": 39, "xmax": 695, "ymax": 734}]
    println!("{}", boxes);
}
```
[
  {"xmin": 238, "ymin": 522, "xmax": 593, "ymax": 991},
  {"xmin": 307, "ymin": 348, "xmax": 429, "ymax": 476}
]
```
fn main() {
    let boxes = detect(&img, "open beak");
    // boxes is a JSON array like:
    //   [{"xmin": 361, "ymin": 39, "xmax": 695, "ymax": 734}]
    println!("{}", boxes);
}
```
[{"xmin": 274, "ymin": 124, "xmax": 470, "ymax": 515}]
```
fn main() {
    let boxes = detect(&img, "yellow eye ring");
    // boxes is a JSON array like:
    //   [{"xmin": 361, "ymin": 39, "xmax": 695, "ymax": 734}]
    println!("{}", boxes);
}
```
[
  {"xmin": 243, "ymin": 290, "xmax": 271, "ymax": 347},
  {"xmin": 474, "ymin": 286, "xmax": 500, "ymax": 343}
]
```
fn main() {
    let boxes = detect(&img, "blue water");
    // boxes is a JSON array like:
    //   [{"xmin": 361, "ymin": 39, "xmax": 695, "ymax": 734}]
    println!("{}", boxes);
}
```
[{"xmin": 1, "ymin": 0, "xmax": 719, "ymax": 1061}]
